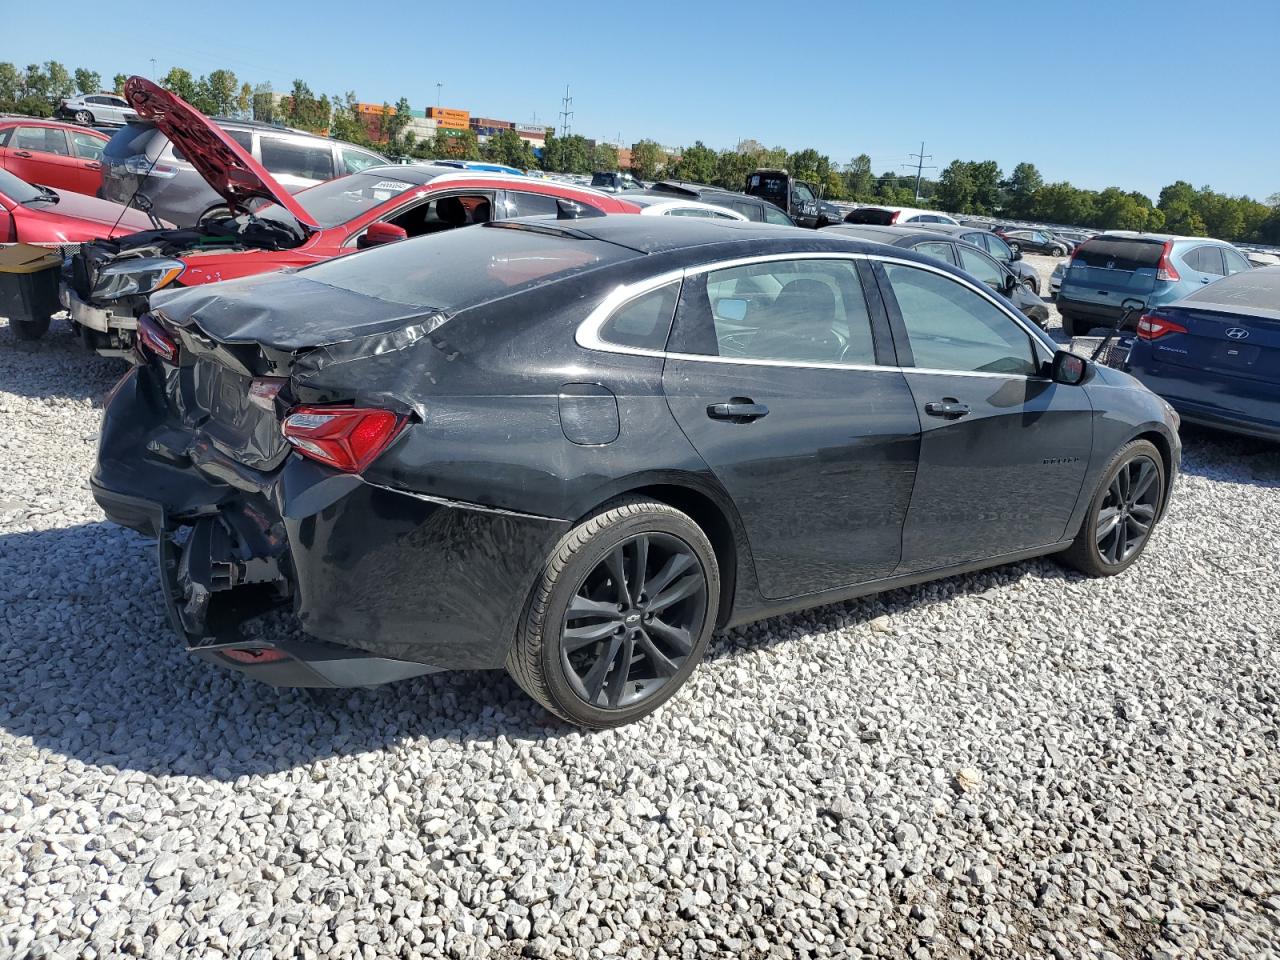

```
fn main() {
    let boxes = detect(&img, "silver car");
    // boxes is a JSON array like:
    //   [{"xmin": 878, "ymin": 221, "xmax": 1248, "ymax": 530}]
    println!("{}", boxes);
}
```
[
  {"xmin": 98, "ymin": 119, "xmax": 388, "ymax": 227},
  {"xmin": 58, "ymin": 93, "xmax": 137, "ymax": 127}
]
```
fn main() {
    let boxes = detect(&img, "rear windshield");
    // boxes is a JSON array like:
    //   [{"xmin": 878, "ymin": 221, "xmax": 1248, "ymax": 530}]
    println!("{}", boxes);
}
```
[
  {"xmin": 746, "ymin": 172, "xmax": 788, "ymax": 203},
  {"xmin": 297, "ymin": 223, "xmax": 636, "ymax": 310},
  {"xmin": 1073, "ymin": 237, "xmax": 1164, "ymax": 270},
  {"xmin": 103, "ymin": 122, "xmax": 163, "ymax": 160},
  {"xmin": 844, "ymin": 208, "xmax": 896, "ymax": 225},
  {"xmin": 257, "ymin": 171, "xmax": 427, "ymax": 229}
]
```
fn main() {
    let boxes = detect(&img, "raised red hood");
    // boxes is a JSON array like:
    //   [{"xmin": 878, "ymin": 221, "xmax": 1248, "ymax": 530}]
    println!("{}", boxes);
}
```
[{"xmin": 123, "ymin": 76, "xmax": 319, "ymax": 231}]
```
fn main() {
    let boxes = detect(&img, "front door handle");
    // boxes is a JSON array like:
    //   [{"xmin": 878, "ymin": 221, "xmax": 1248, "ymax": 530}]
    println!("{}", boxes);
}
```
[
  {"xmin": 924, "ymin": 399, "xmax": 971, "ymax": 419},
  {"xmin": 707, "ymin": 399, "xmax": 769, "ymax": 422},
  {"xmin": 13, "ymin": 151, "xmax": 32, "ymax": 158},
  {"xmin": 85, "ymin": 161, "xmax": 101, "ymax": 170}
]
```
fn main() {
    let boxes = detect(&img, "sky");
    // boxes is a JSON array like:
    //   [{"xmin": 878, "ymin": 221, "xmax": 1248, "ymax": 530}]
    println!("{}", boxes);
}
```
[{"xmin": 4, "ymin": 0, "xmax": 1278, "ymax": 200}]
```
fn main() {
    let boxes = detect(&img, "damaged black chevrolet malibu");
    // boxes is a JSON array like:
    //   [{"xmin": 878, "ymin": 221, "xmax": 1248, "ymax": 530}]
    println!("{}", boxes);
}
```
[{"xmin": 93, "ymin": 217, "xmax": 1181, "ymax": 727}]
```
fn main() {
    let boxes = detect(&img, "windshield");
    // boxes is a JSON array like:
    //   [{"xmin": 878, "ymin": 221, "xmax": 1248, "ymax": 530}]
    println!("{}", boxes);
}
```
[
  {"xmin": 0, "ymin": 168, "xmax": 44, "ymax": 204},
  {"xmin": 254, "ymin": 171, "xmax": 426, "ymax": 230}
]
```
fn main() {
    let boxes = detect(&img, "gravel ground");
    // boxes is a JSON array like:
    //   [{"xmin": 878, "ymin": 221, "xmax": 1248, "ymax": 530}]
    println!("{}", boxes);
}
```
[{"xmin": 2, "ymin": 256, "xmax": 1279, "ymax": 959}]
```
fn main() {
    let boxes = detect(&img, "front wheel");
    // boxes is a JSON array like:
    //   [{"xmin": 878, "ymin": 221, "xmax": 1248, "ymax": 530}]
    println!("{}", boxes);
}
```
[
  {"xmin": 1007, "ymin": 242, "xmax": 1020, "ymax": 255},
  {"xmin": 74, "ymin": 110, "xmax": 93, "ymax": 125},
  {"xmin": 507, "ymin": 498, "xmax": 719, "ymax": 728},
  {"xmin": 1051, "ymin": 245, "xmax": 1067, "ymax": 257},
  {"xmin": 1060, "ymin": 440, "xmax": 1165, "ymax": 577},
  {"xmin": 1023, "ymin": 276, "xmax": 1040, "ymax": 296}
]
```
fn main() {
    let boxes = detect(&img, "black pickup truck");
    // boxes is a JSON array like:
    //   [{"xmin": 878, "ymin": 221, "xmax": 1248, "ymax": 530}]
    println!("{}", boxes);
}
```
[{"xmin": 743, "ymin": 168, "xmax": 835, "ymax": 228}]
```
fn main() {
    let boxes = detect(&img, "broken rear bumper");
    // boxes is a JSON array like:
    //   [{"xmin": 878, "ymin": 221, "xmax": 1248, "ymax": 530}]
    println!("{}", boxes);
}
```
[{"xmin": 92, "ymin": 369, "xmax": 571, "ymax": 686}]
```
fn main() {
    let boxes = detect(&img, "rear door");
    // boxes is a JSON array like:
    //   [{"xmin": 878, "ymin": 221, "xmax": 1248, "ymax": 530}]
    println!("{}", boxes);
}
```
[
  {"xmin": 67, "ymin": 131, "xmax": 105, "ymax": 194},
  {"xmin": 661, "ymin": 255, "xmax": 921, "ymax": 599},
  {"xmin": 1063, "ymin": 236, "xmax": 1163, "ymax": 310},
  {"xmin": 1183, "ymin": 244, "xmax": 1225, "ymax": 287},
  {"xmin": 874, "ymin": 258, "xmax": 1092, "ymax": 572}
]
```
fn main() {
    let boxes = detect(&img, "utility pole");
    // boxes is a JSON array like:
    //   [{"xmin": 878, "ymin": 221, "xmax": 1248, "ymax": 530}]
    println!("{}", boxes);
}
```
[
  {"xmin": 906, "ymin": 141, "xmax": 936, "ymax": 201},
  {"xmin": 436, "ymin": 82, "xmax": 442, "ymax": 107},
  {"xmin": 558, "ymin": 84, "xmax": 573, "ymax": 137},
  {"xmin": 150, "ymin": 58, "xmax": 157, "ymax": 80}
]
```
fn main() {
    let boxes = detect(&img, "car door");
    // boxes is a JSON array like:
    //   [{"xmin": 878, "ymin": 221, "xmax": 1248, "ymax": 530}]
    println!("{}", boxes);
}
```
[
  {"xmin": 873, "ymin": 258, "xmax": 1092, "ymax": 572},
  {"xmin": 1184, "ymin": 245, "xmax": 1226, "ymax": 286},
  {"xmin": 2, "ymin": 125, "xmax": 80, "ymax": 191},
  {"xmin": 67, "ymin": 130, "xmax": 105, "ymax": 194},
  {"xmin": 661, "ymin": 255, "xmax": 921, "ymax": 599}
]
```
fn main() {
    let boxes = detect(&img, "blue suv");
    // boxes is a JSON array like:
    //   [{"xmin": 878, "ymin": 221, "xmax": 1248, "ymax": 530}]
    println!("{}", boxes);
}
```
[{"xmin": 1057, "ymin": 232, "xmax": 1253, "ymax": 337}]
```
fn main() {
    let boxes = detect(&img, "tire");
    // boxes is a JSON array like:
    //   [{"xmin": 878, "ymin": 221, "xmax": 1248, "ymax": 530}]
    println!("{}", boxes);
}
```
[
  {"xmin": 74, "ymin": 110, "xmax": 93, "ymax": 125},
  {"xmin": 1007, "ymin": 242, "xmax": 1020, "ymax": 255},
  {"xmin": 1060, "ymin": 440, "xmax": 1165, "ymax": 578},
  {"xmin": 507, "ymin": 497, "xmax": 720, "ymax": 728},
  {"xmin": 1059, "ymin": 312, "xmax": 1078, "ymax": 338},
  {"xmin": 1024, "ymin": 276, "xmax": 1040, "ymax": 296},
  {"xmin": 1051, "ymin": 245, "xmax": 1067, "ymax": 257},
  {"xmin": 12, "ymin": 316, "xmax": 50, "ymax": 340}
]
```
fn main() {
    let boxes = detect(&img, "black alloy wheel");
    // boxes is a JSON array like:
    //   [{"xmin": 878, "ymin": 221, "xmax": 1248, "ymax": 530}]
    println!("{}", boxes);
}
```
[
  {"xmin": 507, "ymin": 498, "xmax": 719, "ymax": 728},
  {"xmin": 1094, "ymin": 456, "xmax": 1160, "ymax": 565},
  {"xmin": 561, "ymin": 532, "xmax": 707, "ymax": 710},
  {"xmin": 1062, "ymin": 440, "xmax": 1165, "ymax": 576}
]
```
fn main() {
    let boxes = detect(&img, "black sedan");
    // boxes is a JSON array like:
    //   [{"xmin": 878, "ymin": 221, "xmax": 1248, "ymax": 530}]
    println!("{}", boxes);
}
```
[
  {"xmin": 821, "ymin": 223, "xmax": 1051, "ymax": 326},
  {"xmin": 995, "ymin": 228, "xmax": 1072, "ymax": 257},
  {"xmin": 93, "ymin": 217, "xmax": 1180, "ymax": 728},
  {"xmin": 912, "ymin": 222, "xmax": 1044, "ymax": 294}
]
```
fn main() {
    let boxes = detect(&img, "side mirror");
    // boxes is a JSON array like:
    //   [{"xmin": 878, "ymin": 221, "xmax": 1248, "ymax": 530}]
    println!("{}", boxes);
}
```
[
  {"xmin": 359, "ymin": 222, "xmax": 407, "ymax": 248},
  {"xmin": 1051, "ymin": 350, "xmax": 1088, "ymax": 385},
  {"xmin": 1004, "ymin": 273, "xmax": 1020, "ymax": 296}
]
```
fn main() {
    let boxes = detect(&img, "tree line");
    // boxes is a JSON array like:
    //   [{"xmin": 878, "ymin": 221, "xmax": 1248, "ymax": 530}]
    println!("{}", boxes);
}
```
[{"xmin": 3, "ymin": 61, "xmax": 1277, "ymax": 244}]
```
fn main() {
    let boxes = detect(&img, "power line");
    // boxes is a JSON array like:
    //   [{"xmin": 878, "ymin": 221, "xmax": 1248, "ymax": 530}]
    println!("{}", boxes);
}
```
[{"xmin": 558, "ymin": 84, "xmax": 573, "ymax": 137}]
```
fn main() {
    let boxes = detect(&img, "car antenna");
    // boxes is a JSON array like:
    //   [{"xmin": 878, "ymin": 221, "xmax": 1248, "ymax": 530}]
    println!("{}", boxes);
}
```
[{"xmin": 106, "ymin": 149, "xmax": 166, "ymax": 238}]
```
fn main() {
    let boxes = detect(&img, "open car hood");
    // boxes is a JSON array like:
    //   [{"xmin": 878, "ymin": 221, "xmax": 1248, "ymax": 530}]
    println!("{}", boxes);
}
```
[{"xmin": 123, "ymin": 76, "xmax": 319, "ymax": 231}]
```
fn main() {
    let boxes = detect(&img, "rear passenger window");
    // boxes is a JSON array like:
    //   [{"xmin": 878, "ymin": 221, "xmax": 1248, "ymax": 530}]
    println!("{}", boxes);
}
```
[
  {"xmin": 71, "ymin": 133, "xmax": 104, "ymax": 160},
  {"xmin": 911, "ymin": 241, "xmax": 956, "ymax": 265},
  {"xmin": 957, "ymin": 247, "xmax": 1003, "ymax": 289},
  {"xmin": 341, "ymin": 148, "xmax": 383, "ymax": 174},
  {"xmin": 506, "ymin": 191, "xmax": 561, "ymax": 218},
  {"xmin": 683, "ymin": 259, "xmax": 875, "ymax": 365},
  {"xmin": 883, "ymin": 263, "xmax": 1036, "ymax": 376},
  {"xmin": 763, "ymin": 206, "xmax": 792, "ymax": 226},
  {"xmin": 259, "ymin": 137, "xmax": 334, "ymax": 180},
  {"xmin": 598, "ymin": 281, "xmax": 680, "ymax": 350},
  {"xmin": 1187, "ymin": 245, "xmax": 1224, "ymax": 276}
]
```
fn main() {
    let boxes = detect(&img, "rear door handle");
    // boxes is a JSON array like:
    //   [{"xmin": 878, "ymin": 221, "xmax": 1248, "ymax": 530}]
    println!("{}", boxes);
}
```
[
  {"xmin": 85, "ymin": 161, "xmax": 101, "ymax": 170},
  {"xmin": 924, "ymin": 399, "xmax": 971, "ymax": 419},
  {"xmin": 707, "ymin": 400, "xmax": 769, "ymax": 422}
]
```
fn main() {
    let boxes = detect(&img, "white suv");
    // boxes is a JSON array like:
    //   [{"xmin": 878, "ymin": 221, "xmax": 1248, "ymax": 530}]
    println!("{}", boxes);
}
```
[{"xmin": 58, "ymin": 93, "xmax": 137, "ymax": 127}]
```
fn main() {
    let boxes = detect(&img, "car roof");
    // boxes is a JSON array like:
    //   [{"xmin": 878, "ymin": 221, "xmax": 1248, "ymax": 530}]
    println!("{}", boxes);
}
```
[
  {"xmin": 1093, "ymin": 231, "xmax": 1221, "ymax": 245},
  {"xmin": 498, "ymin": 214, "xmax": 861, "ymax": 257},
  {"xmin": 822, "ymin": 224, "xmax": 948, "ymax": 246}
]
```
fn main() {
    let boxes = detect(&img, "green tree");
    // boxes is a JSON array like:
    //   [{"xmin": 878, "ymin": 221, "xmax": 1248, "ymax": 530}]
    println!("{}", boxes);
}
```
[
  {"xmin": 629, "ymin": 139, "xmax": 664, "ymax": 180},
  {"xmin": 200, "ymin": 69, "xmax": 239, "ymax": 117},
  {"xmin": 668, "ymin": 140, "xmax": 717, "ymax": 183},
  {"xmin": 251, "ymin": 82, "xmax": 275, "ymax": 123},
  {"xmin": 73, "ymin": 68, "xmax": 101, "ymax": 95},
  {"xmin": 44, "ymin": 61, "xmax": 73, "ymax": 103},
  {"xmin": 592, "ymin": 142, "xmax": 619, "ymax": 172},
  {"xmin": 161, "ymin": 67, "xmax": 200, "ymax": 104},
  {"xmin": 112, "ymin": 73, "xmax": 129, "ymax": 94},
  {"xmin": 787, "ymin": 148, "xmax": 833, "ymax": 188},
  {"xmin": 485, "ymin": 128, "xmax": 537, "ymax": 169},
  {"xmin": 1002, "ymin": 162, "xmax": 1043, "ymax": 218},
  {"xmin": 843, "ymin": 154, "xmax": 874, "ymax": 200},
  {"xmin": 1034, "ymin": 182, "xmax": 1097, "ymax": 226},
  {"xmin": 23, "ymin": 64, "xmax": 49, "ymax": 102},
  {"xmin": 327, "ymin": 92, "xmax": 365, "ymax": 144},
  {"xmin": 935, "ymin": 160, "xmax": 976, "ymax": 212},
  {"xmin": 0, "ymin": 63, "xmax": 20, "ymax": 104},
  {"xmin": 540, "ymin": 133, "xmax": 593, "ymax": 174},
  {"xmin": 237, "ymin": 82, "xmax": 252, "ymax": 118}
]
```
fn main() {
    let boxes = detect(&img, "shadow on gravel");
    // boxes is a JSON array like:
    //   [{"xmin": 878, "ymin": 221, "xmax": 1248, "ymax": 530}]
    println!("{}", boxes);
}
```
[
  {"xmin": 0, "ymin": 319, "xmax": 126, "ymax": 404},
  {"xmin": 1177, "ymin": 425, "xmax": 1280, "ymax": 487},
  {"xmin": 0, "ymin": 519, "xmax": 1081, "ymax": 780}
]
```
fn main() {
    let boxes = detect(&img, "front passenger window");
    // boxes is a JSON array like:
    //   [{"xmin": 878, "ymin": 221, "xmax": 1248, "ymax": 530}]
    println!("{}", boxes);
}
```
[{"xmin": 883, "ymin": 263, "xmax": 1036, "ymax": 376}]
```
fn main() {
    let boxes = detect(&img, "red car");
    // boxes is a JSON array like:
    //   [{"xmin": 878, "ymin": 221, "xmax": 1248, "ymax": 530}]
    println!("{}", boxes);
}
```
[
  {"xmin": 1, "ymin": 167, "xmax": 160, "ymax": 246},
  {"xmin": 63, "ymin": 77, "xmax": 640, "ymax": 355},
  {"xmin": 0, "ymin": 119, "xmax": 110, "ymax": 196}
]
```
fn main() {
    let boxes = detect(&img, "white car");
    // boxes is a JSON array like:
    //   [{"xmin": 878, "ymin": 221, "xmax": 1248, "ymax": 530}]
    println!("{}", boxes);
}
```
[
  {"xmin": 624, "ymin": 195, "xmax": 749, "ymax": 220},
  {"xmin": 58, "ymin": 93, "xmax": 136, "ymax": 127},
  {"xmin": 842, "ymin": 205, "xmax": 960, "ymax": 226}
]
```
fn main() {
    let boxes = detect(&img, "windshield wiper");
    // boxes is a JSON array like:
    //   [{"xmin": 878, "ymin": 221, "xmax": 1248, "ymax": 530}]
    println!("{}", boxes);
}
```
[{"xmin": 26, "ymin": 185, "xmax": 60, "ymax": 205}]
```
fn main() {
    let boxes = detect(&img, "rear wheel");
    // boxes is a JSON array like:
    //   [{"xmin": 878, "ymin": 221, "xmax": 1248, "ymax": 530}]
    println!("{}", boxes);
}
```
[
  {"xmin": 1007, "ymin": 241, "xmax": 1020, "ymax": 255},
  {"xmin": 11, "ymin": 316, "xmax": 50, "ymax": 340},
  {"xmin": 507, "ymin": 498, "xmax": 719, "ymax": 728},
  {"xmin": 1060, "ymin": 440, "xmax": 1165, "ymax": 577},
  {"xmin": 1051, "ymin": 245, "xmax": 1067, "ymax": 257},
  {"xmin": 74, "ymin": 110, "xmax": 92, "ymax": 125}
]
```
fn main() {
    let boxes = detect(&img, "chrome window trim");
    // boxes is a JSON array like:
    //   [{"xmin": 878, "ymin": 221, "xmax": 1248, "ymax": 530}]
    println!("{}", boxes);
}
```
[{"xmin": 574, "ymin": 251, "xmax": 1055, "ymax": 380}]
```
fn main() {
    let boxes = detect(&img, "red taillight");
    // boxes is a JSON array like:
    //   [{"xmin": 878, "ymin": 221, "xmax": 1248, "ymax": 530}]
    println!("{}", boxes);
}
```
[
  {"xmin": 281, "ymin": 405, "xmax": 406, "ymax": 473},
  {"xmin": 221, "ymin": 647, "xmax": 289, "ymax": 665},
  {"xmin": 1136, "ymin": 314, "xmax": 1188, "ymax": 341},
  {"xmin": 137, "ymin": 312, "xmax": 178, "ymax": 362},
  {"xmin": 890, "ymin": 210, "xmax": 902, "ymax": 224},
  {"xmin": 1155, "ymin": 240, "xmax": 1180, "ymax": 282}
]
